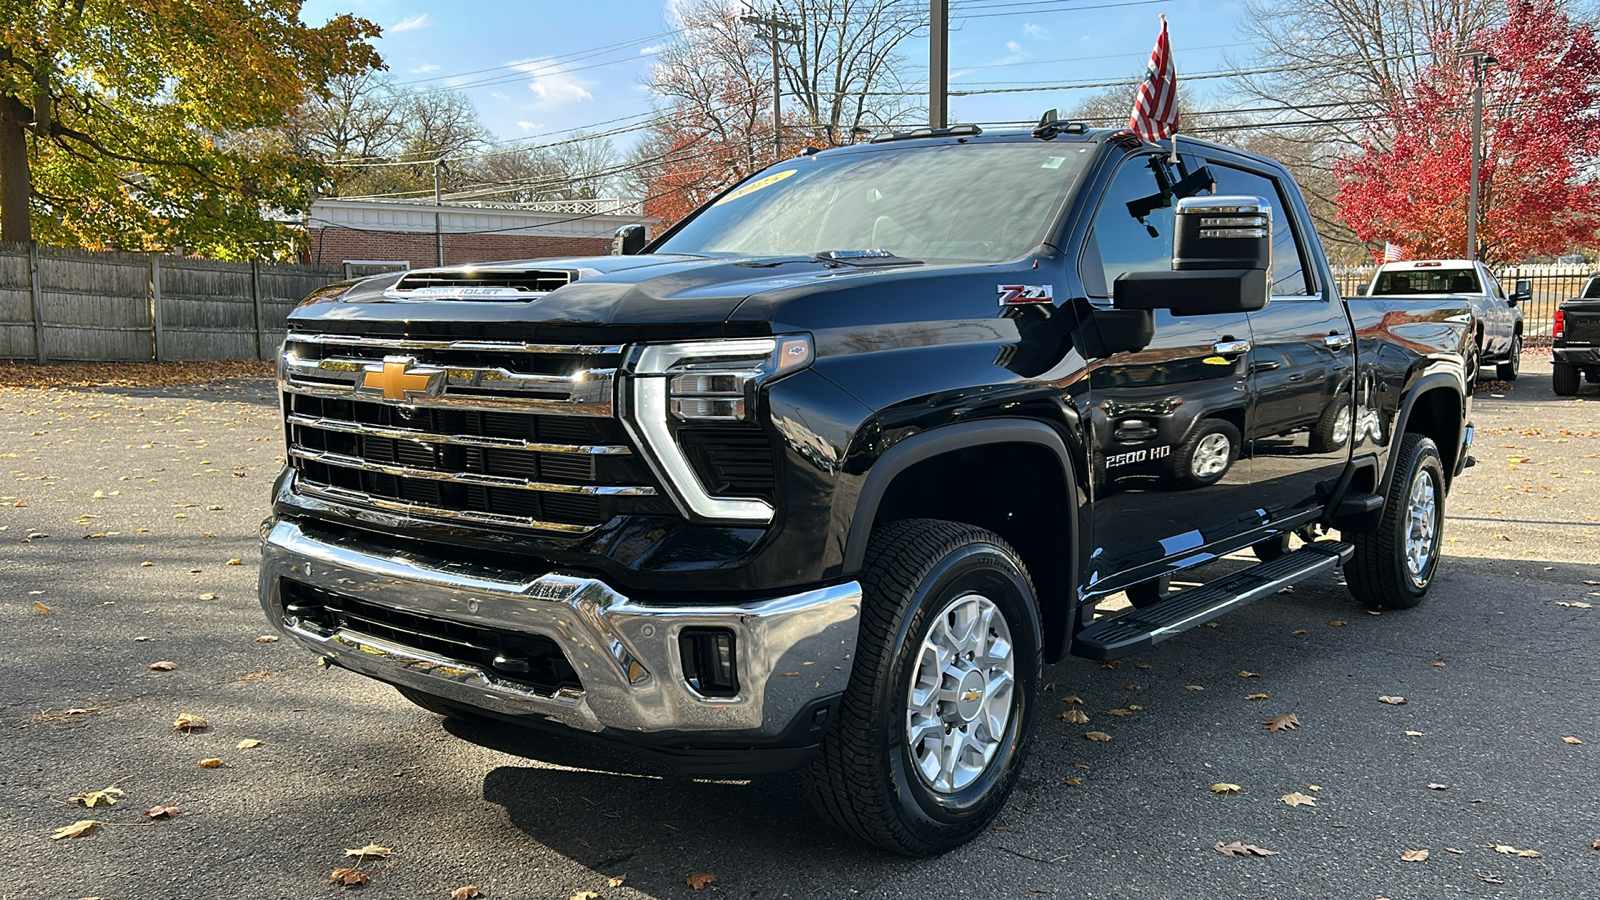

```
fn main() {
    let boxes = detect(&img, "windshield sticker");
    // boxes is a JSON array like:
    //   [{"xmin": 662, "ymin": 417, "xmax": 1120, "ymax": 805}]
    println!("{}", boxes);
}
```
[
  {"xmin": 1041, "ymin": 157, "xmax": 1066, "ymax": 169},
  {"xmin": 713, "ymin": 169, "xmax": 797, "ymax": 206},
  {"xmin": 997, "ymin": 284, "xmax": 1054, "ymax": 305}
]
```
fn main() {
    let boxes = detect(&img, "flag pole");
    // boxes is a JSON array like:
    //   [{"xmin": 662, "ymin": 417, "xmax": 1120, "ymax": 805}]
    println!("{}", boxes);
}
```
[{"xmin": 1165, "ymin": 14, "xmax": 1179, "ymax": 165}]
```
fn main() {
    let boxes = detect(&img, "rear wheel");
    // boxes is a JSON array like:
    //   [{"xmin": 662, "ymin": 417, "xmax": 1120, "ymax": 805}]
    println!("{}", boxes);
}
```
[
  {"xmin": 1309, "ymin": 398, "xmax": 1352, "ymax": 453},
  {"xmin": 801, "ymin": 519, "xmax": 1041, "ymax": 856},
  {"xmin": 1344, "ymin": 433, "xmax": 1445, "ymax": 610},
  {"xmin": 1553, "ymin": 363, "xmax": 1581, "ymax": 396},
  {"xmin": 1496, "ymin": 334, "xmax": 1522, "ymax": 381}
]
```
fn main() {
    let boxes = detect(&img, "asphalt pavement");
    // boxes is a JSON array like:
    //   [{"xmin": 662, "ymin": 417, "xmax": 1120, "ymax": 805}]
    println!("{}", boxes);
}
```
[{"xmin": 1, "ymin": 352, "xmax": 1596, "ymax": 900}]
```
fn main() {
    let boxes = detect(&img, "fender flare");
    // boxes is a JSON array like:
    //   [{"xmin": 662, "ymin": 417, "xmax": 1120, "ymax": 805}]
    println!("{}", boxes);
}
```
[
  {"xmin": 1381, "ymin": 371, "xmax": 1466, "ymax": 495},
  {"xmin": 841, "ymin": 419, "xmax": 1079, "ymax": 574}
]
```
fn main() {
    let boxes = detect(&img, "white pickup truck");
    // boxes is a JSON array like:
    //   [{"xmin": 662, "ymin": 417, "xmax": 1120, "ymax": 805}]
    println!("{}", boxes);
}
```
[{"xmin": 1359, "ymin": 259, "xmax": 1527, "ymax": 382}]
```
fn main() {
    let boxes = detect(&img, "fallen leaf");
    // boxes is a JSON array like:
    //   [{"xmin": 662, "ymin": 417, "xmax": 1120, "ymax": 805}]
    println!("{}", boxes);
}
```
[
  {"xmin": 50, "ymin": 819, "xmax": 98, "ymax": 840},
  {"xmin": 1124, "ymin": 683, "xmax": 1141, "ymax": 691},
  {"xmin": 1307, "ymin": 785, "xmax": 1321, "ymax": 791},
  {"xmin": 1263, "ymin": 712, "xmax": 1301, "ymax": 732},
  {"xmin": 1401, "ymin": 849, "xmax": 1430, "ymax": 862},
  {"xmin": 330, "ymin": 868, "xmax": 368, "ymax": 887},
  {"xmin": 1214, "ymin": 841, "xmax": 1276, "ymax": 857},
  {"xmin": 1280, "ymin": 791, "xmax": 1317, "ymax": 807},
  {"xmin": 226, "ymin": 558, "xmax": 243, "ymax": 566},
  {"xmin": 1478, "ymin": 873, "xmax": 1504, "ymax": 884},
  {"xmin": 1329, "ymin": 620, "xmax": 1348, "ymax": 627},
  {"xmin": 1591, "ymin": 840, "xmax": 1600, "ymax": 851},
  {"xmin": 1563, "ymin": 736, "xmax": 1583, "ymax": 745},
  {"xmin": 1127, "ymin": 704, "xmax": 1143, "ymax": 710},
  {"xmin": 1405, "ymin": 730, "xmax": 1425, "ymax": 737},
  {"xmin": 1428, "ymin": 783, "xmax": 1449, "ymax": 790},
  {"xmin": 1063, "ymin": 776, "xmax": 1082, "ymax": 787},
  {"xmin": 686, "ymin": 872, "xmax": 716, "ymax": 890},
  {"xmin": 608, "ymin": 874, "xmax": 627, "ymax": 888},
  {"xmin": 451, "ymin": 889, "xmax": 481, "ymax": 900},
  {"xmin": 1058, "ymin": 709, "xmax": 1089, "ymax": 724},
  {"xmin": 1556, "ymin": 601, "xmax": 1593, "ymax": 609},
  {"xmin": 1185, "ymin": 685, "xmax": 1205, "ymax": 691},
  {"xmin": 148, "ymin": 661, "xmax": 177, "ymax": 671},
  {"xmin": 68, "ymin": 787, "xmax": 124, "ymax": 808},
  {"xmin": 570, "ymin": 893, "xmax": 599, "ymax": 900},
  {"xmin": 1098, "ymin": 661, "xmax": 1119, "ymax": 670},
  {"xmin": 145, "ymin": 805, "xmax": 180, "ymax": 819},
  {"xmin": 173, "ymin": 713, "xmax": 207, "ymax": 733},
  {"xmin": 140, "ymin": 561, "xmax": 152, "ymax": 567},
  {"xmin": 1518, "ymin": 849, "xmax": 1542, "ymax": 858},
  {"xmin": 1106, "ymin": 708, "xmax": 1133, "ymax": 717},
  {"xmin": 237, "ymin": 739, "xmax": 262, "ymax": 749},
  {"xmin": 1292, "ymin": 629, "xmax": 1308, "ymax": 636},
  {"xmin": 1210, "ymin": 783, "xmax": 1242, "ymax": 794},
  {"xmin": 254, "ymin": 635, "xmax": 278, "ymax": 643},
  {"xmin": 1446, "ymin": 847, "xmax": 1464, "ymax": 854},
  {"xmin": 1062, "ymin": 694, "xmax": 1083, "ymax": 705},
  {"xmin": 1084, "ymin": 731, "xmax": 1111, "ymax": 742},
  {"xmin": 994, "ymin": 825, "xmax": 1015, "ymax": 832},
  {"xmin": 32, "ymin": 600, "xmax": 50, "ymax": 614},
  {"xmin": 198, "ymin": 593, "xmax": 216, "ymax": 601},
  {"xmin": 1238, "ymin": 671, "xmax": 1261, "ymax": 678},
  {"xmin": 1378, "ymin": 696, "xmax": 1408, "ymax": 705},
  {"xmin": 345, "ymin": 843, "xmax": 392, "ymax": 861},
  {"xmin": 196, "ymin": 758, "xmax": 223, "ymax": 768},
  {"xmin": 1245, "ymin": 693, "xmax": 1270, "ymax": 701}
]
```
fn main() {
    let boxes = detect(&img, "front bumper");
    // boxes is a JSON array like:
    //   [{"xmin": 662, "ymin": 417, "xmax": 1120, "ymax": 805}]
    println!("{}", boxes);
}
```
[{"xmin": 258, "ymin": 518, "xmax": 862, "ymax": 740}]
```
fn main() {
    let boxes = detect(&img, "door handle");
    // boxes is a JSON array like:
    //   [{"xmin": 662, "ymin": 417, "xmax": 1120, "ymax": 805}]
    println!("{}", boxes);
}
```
[
  {"xmin": 1324, "ymin": 333, "xmax": 1353, "ymax": 350},
  {"xmin": 1213, "ymin": 340, "xmax": 1252, "ymax": 355}
]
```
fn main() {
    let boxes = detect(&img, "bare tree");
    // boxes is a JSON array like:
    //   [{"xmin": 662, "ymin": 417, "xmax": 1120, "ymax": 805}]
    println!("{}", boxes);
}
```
[
  {"xmin": 768, "ymin": 0, "xmax": 924, "ymax": 143},
  {"xmin": 283, "ymin": 72, "xmax": 405, "ymax": 164}
]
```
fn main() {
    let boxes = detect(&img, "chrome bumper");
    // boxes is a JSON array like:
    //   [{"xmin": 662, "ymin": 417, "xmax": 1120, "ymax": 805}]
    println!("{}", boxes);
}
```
[{"xmin": 258, "ymin": 518, "xmax": 861, "ymax": 737}]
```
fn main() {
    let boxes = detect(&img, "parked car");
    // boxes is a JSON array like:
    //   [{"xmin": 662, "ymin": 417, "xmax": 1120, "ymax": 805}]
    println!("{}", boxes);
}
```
[
  {"xmin": 1360, "ymin": 259, "xmax": 1526, "ymax": 381},
  {"xmin": 1553, "ymin": 273, "xmax": 1600, "ymax": 395},
  {"xmin": 260, "ymin": 124, "xmax": 1476, "ymax": 855}
]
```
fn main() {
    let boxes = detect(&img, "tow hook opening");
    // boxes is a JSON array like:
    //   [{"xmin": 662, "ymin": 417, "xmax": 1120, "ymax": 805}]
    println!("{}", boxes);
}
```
[{"xmin": 679, "ymin": 628, "xmax": 739, "ymax": 697}]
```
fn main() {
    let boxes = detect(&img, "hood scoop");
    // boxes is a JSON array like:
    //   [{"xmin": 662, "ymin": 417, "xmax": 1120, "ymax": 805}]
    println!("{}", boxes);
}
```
[{"xmin": 383, "ymin": 268, "xmax": 577, "ymax": 301}]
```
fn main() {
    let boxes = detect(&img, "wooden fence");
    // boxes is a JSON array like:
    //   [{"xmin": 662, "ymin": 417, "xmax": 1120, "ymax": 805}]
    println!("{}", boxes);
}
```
[{"xmin": 0, "ymin": 242, "xmax": 349, "ymax": 363}]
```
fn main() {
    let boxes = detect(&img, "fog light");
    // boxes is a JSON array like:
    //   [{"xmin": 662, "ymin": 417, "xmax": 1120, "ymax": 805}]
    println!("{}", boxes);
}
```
[{"xmin": 679, "ymin": 628, "xmax": 738, "ymax": 697}]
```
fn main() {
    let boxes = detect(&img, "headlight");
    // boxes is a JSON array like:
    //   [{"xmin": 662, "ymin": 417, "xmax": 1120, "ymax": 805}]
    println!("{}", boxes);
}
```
[{"xmin": 623, "ymin": 335, "xmax": 813, "ymax": 522}]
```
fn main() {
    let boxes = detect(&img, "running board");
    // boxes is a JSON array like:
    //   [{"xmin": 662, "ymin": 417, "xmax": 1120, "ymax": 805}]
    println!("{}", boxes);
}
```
[{"xmin": 1072, "ymin": 541, "xmax": 1354, "ymax": 661}]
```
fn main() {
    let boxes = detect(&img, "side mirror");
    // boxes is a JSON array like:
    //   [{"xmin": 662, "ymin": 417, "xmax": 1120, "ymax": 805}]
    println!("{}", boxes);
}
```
[
  {"xmin": 1113, "ymin": 195, "xmax": 1271, "ymax": 316},
  {"xmin": 1355, "ymin": 284, "xmax": 1369, "ymax": 296},
  {"xmin": 1511, "ymin": 279, "xmax": 1532, "ymax": 305},
  {"xmin": 611, "ymin": 224, "xmax": 648, "ymax": 256}
]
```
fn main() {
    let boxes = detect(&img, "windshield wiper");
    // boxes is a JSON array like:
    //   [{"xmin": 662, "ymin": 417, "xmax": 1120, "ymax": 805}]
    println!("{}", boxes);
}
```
[{"xmin": 811, "ymin": 249, "xmax": 922, "ymax": 267}]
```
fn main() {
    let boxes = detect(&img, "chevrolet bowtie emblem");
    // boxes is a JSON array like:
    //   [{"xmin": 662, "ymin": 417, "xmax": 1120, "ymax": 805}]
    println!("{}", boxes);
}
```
[
  {"xmin": 359, "ymin": 356, "xmax": 444, "ymax": 401},
  {"xmin": 962, "ymin": 690, "xmax": 982, "ymax": 703}
]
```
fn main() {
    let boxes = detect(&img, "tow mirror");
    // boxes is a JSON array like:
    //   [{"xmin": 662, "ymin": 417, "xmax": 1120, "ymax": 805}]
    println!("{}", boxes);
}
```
[
  {"xmin": 611, "ymin": 224, "xmax": 648, "ymax": 256},
  {"xmin": 1113, "ymin": 195, "xmax": 1272, "ymax": 316},
  {"xmin": 1355, "ymin": 284, "xmax": 1369, "ymax": 296},
  {"xmin": 1511, "ymin": 279, "xmax": 1532, "ymax": 305}
]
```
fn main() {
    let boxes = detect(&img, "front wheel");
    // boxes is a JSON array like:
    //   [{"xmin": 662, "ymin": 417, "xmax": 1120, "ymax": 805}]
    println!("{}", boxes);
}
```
[
  {"xmin": 1496, "ymin": 334, "xmax": 1521, "ymax": 381},
  {"xmin": 801, "ymin": 519, "xmax": 1041, "ymax": 856},
  {"xmin": 1344, "ymin": 433, "xmax": 1445, "ymax": 610},
  {"xmin": 1169, "ymin": 419, "xmax": 1240, "ymax": 489}
]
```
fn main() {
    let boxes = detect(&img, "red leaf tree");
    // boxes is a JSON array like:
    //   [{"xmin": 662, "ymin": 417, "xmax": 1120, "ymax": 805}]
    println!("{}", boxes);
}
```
[{"xmin": 1335, "ymin": 0, "xmax": 1600, "ymax": 264}]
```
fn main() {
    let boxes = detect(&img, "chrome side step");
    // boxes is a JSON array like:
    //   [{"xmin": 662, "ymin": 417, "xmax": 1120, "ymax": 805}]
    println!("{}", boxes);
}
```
[{"xmin": 1072, "ymin": 541, "xmax": 1354, "ymax": 661}]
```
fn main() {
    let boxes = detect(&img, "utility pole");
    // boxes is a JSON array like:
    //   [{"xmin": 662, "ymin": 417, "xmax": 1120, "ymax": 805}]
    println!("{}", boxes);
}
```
[
  {"xmin": 930, "ymin": 0, "xmax": 948, "ymax": 128},
  {"xmin": 741, "ymin": 10, "xmax": 800, "ymax": 159},
  {"xmin": 433, "ymin": 158, "xmax": 446, "ymax": 266},
  {"xmin": 1462, "ymin": 49, "xmax": 1497, "ymax": 262}
]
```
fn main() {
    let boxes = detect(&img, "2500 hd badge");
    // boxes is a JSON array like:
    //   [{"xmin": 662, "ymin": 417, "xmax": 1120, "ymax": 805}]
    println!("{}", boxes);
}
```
[{"xmin": 262, "ymin": 120, "xmax": 1475, "ymax": 855}]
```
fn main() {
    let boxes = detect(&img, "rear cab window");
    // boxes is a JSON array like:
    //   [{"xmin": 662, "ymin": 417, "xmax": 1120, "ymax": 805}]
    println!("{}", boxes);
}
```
[{"xmin": 1372, "ymin": 267, "xmax": 1482, "ymax": 296}]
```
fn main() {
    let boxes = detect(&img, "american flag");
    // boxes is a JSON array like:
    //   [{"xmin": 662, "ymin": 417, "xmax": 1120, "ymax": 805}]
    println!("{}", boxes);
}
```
[
  {"xmin": 1383, "ymin": 242, "xmax": 1405, "ymax": 262},
  {"xmin": 1128, "ymin": 16, "xmax": 1178, "ymax": 144}
]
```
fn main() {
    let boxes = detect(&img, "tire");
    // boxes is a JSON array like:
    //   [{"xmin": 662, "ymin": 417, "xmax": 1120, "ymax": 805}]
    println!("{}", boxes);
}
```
[
  {"xmin": 1169, "ymin": 419, "xmax": 1240, "ymax": 489},
  {"xmin": 1344, "ymin": 433, "xmax": 1446, "ymax": 610},
  {"xmin": 800, "ymin": 518, "xmax": 1042, "ymax": 856},
  {"xmin": 1251, "ymin": 534, "xmax": 1291, "ymax": 562},
  {"xmin": 1308, "ymin": 398, "xmax": 1353, "ymax": 454},
  {"xmin": 1553, "ymin": 363, "xmax": 1581, "ymax": 396},
  {"xmin": 1495, "ymin": 333, "xmax": 1521, "ymax": 381},
  {"xmin": 1465, "ymin": 334, "xmax": 1481, "ymax": 385}
]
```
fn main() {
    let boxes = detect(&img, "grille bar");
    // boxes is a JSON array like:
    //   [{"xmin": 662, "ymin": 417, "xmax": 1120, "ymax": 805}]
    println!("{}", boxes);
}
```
[
  {"xmin": 290, "ymin": 447, "xmax": 657, "ymax": 496},
  {"xmin": 285, "ymin": 414, "xmax": 631, "ymax": 456},
  {"xmin": 295, "ymin": 478, "xmax": 598, "ymax": 534},
  {"xmin": 282, "ymin": 354, "xmax": 615, "ymax": 416},
  {"xmin": 286, "ymin": 333, "xmax": 623, "ymax": 355}
]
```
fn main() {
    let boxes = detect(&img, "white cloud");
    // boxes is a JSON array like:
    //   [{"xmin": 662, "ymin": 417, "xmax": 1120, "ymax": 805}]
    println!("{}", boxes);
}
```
[
  {"xmin": 1022, "ymin": 23, "xmax": 1052, "ymax": 40},
  {"xmin": 664, "ymin": 0, "xmax": 694, "ymax": 27},
  {"xmin": 517, "ymin": 121, "xmax": 541, "ymax": 132},
  {"xmin": 408, "ymin": 63, "xmax": 441, "ymax": 74},
  {"xmin": 639, "ymin": 43, "xmax": 666, "ymax": 55},
  {"xmin": 508, "ymin": 58, "xmax": 595, "ymax": 107},
  {"xmin": 388, "ymin": 14, "xmax": 429, "ymax": 33},
  {"xmin": 491, "ymin": 91, "xmax": 511, "ymax": 101},
  {"xmin": 1006, "ymin": 40, "xmax": 1023, "ymax": 54}
]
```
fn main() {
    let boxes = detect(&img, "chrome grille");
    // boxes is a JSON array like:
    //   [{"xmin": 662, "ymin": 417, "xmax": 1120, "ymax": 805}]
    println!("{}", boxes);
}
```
[{"xmin": 280, "ymin": 333, "xmax": 664, "ymax": 534}]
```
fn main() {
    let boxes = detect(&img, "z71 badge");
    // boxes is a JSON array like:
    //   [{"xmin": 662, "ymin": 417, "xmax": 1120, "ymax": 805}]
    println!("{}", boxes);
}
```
[{"xmin": 997, "ymin": 284, "xmax": 1054, "ymax": 305}]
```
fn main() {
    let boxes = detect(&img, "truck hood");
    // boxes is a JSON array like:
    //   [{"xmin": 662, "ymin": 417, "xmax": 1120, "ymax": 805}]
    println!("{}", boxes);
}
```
[{"xmin": 287, "ymin": 253, "xmax": 921, "ymax": 341}]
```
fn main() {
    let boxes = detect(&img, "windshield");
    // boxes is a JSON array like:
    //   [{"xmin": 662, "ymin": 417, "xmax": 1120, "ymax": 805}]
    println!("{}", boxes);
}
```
[
  {"xmin": 655, "ymin": 141, "xmax": 1093, "ymax": 263},
  {"xmin": 1371, "ymin": 267, "xmax": 1481, "ymax": 295}
]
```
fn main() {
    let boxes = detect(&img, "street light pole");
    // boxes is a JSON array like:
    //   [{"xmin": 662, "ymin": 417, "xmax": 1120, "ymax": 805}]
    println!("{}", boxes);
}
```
[
  {"xmin": 433, "ymin": 158, "xmax": 446, "ymax": 267},
  {"xmin": 930, "ymin": 0, "xmax": 948, "ymax": 128},
  {"xmin": 741, "ymin": 12, "xmax": 800, "ymax": 158},
  {"xmin": 1462, "ymin": 49, "xmax": 1497, "ymax": 263}
]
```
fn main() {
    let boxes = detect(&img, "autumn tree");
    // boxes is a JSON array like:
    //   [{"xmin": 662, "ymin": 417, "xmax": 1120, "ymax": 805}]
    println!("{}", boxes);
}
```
[
  {"xmin": 1335, "ymin": 0, "xmax": 1600, "ymax": 263},
  {"xmin": 0, "ymin": 0, "xmax": 380, "ymax": 256}
]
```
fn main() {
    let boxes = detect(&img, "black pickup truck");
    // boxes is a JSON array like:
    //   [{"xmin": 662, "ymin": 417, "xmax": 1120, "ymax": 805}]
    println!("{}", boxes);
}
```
[
  {"xmin": 260, "ymin": 122, "xmax": 1475, "ymax": 856},
  {"xmin": 1553, "ymin": 274, "xmax": 1600, "ymax": 395}
]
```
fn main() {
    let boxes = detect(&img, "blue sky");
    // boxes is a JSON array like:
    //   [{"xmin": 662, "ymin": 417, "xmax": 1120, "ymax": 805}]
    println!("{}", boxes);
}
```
[{"xmin": 301, "ymin": 0, "xmax": 1249, "ymax": 148}]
